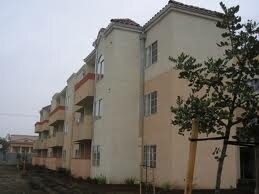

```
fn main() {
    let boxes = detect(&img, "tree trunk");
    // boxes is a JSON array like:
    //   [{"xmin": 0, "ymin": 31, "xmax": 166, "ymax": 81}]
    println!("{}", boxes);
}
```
[{"xmin": 215, "ymin": 128, "xmax": 231, "ymax": 194}]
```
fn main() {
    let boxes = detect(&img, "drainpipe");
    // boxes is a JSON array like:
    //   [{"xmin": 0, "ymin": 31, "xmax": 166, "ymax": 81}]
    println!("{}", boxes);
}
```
[{"xmin": 139, "ymin": 32, "xmax": 146, "ymax": 194}]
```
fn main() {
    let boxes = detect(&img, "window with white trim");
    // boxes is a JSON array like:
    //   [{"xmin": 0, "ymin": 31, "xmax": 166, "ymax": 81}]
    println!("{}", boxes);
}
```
[
  {"xmin": 144, "ymin": 91, "xmax": 157, "ymax": 116},
  {"xmin": 64, "ymin": 121, "xmax": 68, "ymax": 134},
  {"xmin": 94, "ymin": 98, "xmax": 103, "ymax": 119},
  {"xmin": 145, "ymin": 41, "xmax": 158, "ymax": 68},
  {"xmin": 144, "ymin": 145, "xmax": 156, "ymax": 168},
  {"xmin": 92, "ymin": 145, "xmax": 100, "ymax": 166},
  {"xmin": 62, "ymin": 150, "xmax": 66, "ymax": 160},
  {"xmin": 96, "ymin": 55, "xmax": 104, "ymax": 80}
]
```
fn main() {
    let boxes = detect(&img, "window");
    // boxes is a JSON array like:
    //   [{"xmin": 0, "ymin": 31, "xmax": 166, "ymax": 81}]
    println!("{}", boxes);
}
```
[
  {"xmin": 92, "ymin": 145, "xmax": 100, "ymax": 166},
  {"xmin": 94, "ymin": 98, "xmax": 103, "ymax": 119},
  {"xmin": 144, "ymin": 145, "xmax": 156, "ymax": 168},
  {"xmin": 145, "ymin": 41, "xmax": 158, "ymax": 68},
  {"xmin": 79, "ymin": 111, "xmax": 84, "ymax": 123},
  {"xmin": 62, "ymin": 150, "xmax": 66, "ymax": 160},
  {"xmin": 96, "ymin": 55, "xmax": 104, "ymax": 80},
  {"xmin": 64, "ymin": 122, "xmax": 68, "ymax": 134},
  {"xmin": 144, "ymin": 91, "xmax": 157, "ymax": 116},
  {"xmin": 66, "ymin": 95, "xmax": 70, "ymax": 106},
  {"xmin": 240, "ymin": 147, "xmax": 255, "ymax": 179}
]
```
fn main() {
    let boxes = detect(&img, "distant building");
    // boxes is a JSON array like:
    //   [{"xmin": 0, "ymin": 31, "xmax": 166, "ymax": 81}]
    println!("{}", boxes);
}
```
[{"xmin": 9, "ymin": 135, "xmax": 37, "ymax": 154}]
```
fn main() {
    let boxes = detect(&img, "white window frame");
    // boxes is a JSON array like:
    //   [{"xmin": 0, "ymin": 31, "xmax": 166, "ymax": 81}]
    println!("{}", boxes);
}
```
[
  {"xmin": 144, "ymin": 91, "xmax": 157, "ymax": 116},
  {"xmin": 94, "ymin": 98, "xmax": 103, "ymax": 119},
  {"xmin": 96, "ymin": 55, "xmax": 104, "ymax": 80},
  {"xmin": 62, "ymin": 150, "xmax": 66, "ymax": 160},
  {"xmin": 145, "ymin": 41, "xmax": 158, "ymax": 68},
  {"xmin": 144, "ymin": 145, "xmax": 156, "ymax": 168},
  {"xmin": 92, "ymin": 145, "xmax": 100, "ymax": 166}
]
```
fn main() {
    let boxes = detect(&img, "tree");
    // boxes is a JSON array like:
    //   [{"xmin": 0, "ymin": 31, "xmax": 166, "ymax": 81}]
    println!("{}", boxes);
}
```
[
  {"xmin": 169, "ymin": 2, "xmax": 259, "ymax": 194},
  {"xmin": 0, "ymin": 137, "xmax": 9, "ymax": 152}
]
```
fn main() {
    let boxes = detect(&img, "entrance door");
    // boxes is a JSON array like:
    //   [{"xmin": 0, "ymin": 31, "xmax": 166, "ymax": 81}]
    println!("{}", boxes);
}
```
[{"xmin": 240, "ymin": 147, "xmax": 255, "ymax": 180}]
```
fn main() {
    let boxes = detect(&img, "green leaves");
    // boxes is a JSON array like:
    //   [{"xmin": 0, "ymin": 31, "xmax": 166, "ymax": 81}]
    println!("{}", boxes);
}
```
[
  {"xmin": 170, "ymin": 2, "xmax": 259, "ymax": 140},
  {"xmin": 0, "ymin": 137, "xmax": 9, "ymax": 152}
]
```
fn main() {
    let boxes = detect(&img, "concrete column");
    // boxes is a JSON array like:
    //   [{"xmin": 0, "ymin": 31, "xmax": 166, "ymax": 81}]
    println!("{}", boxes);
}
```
[
  {"xmin": 19, "ymin": 147, "xmax": 22, "ymax": 153},
  {"xmin": 10, "ymin": 146, "xmax": 13, "ymax": 153}
]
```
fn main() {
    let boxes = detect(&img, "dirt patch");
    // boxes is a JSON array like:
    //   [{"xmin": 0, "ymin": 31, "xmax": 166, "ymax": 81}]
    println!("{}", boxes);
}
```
[
  {"xmin": 0, "ymin": 165, "xmax": 45, "ymax": 194},
  {"xmin": 0, "ymin": 165, "xmax": 252, "ymax": 194}
]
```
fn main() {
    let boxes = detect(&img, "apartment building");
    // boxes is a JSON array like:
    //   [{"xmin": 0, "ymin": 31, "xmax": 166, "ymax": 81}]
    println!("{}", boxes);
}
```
[
  {"xmin": 33, "ymin": 105, "xmax": 50, "ymax": 166},
  {"xmin": 70, "ymin": 52, "xmax": 95, "ymax": 178},
  {"xmin": 32, "ymin": 0, "xmax": 255, "ymax": 189}
]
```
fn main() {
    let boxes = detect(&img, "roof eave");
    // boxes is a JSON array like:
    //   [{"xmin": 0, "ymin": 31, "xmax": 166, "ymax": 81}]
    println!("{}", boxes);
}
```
[{"xmin": 144, "ymin": 4, "xmax": 221, "ymax": 32}]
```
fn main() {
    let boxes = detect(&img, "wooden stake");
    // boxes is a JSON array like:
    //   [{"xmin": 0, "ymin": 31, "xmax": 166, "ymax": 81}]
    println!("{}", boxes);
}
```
[{"xmin": 184, "ymin": 118, "xmax": 199, "ymax": 194}]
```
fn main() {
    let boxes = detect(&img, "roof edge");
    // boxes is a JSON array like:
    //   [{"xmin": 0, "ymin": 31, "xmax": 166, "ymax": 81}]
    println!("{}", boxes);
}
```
[{"xmin": 144, "ymin": 1, "xmax": 222, "ymax": 30}]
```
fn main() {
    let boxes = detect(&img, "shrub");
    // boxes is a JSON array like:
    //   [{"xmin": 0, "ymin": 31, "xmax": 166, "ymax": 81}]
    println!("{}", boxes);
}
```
[
  {"xmin": 161, "ymin": 182, "xmax": 172, "ymax": 191},
  {"xmin": 95, "ymin": 175, "xmax": 107, "ymax": 184},
  {"xmin": 85, "ymin": 177, "xmax": 91, "ymax": 184},
  {"xmin": 91, "ymin": 177, "xmax": 98, "ymax": 184},
  {"xmin": 125, "ymin": 177, "xmax": 136, "ymax": 185}
]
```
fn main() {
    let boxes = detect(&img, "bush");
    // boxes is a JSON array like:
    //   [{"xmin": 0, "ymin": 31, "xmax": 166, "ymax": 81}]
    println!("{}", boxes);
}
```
[
  {"xmin": 95, "ymin": 175, "xmax": 107, "ymax": 184},
  {"xmin": 125, "ymin": 177, "xmax": 136, "ymax": 185},
  {"xmin": 57, "ymin": 168, "xmax": 71, "ymax": 176},
  {"xmin": 161, "ymin": 182, "xmax": 172, "ymax": 191},
  {"xmin": 85, "ymin": 177, "xmax": 93, "ymax": 184},
  {"xmin": 91, "ymin": 177, "xmax": 98, "ymax": 184}
]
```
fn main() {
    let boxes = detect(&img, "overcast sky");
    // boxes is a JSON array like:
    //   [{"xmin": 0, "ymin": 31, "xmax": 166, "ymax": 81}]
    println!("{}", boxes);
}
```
[{"xmin": 0, "ymin": 0, "xmax": 258, "ymax": 138}]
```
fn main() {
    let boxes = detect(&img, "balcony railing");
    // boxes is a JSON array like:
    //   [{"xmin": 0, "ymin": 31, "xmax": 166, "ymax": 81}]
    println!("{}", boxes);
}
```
[
  {"xmin": 71, "ymin": 158, "xmax": 91, "ymax": 178},
  {"xmin": 74, "ymin": 73, "xmax": 95, "ymax": 106},
  {"xmin": 34, "ymin": 139, "xmax": 48, "ymax": 149},
  {"xmin": 49, "ymin": 106, "xmax": 65, "ymax": 126},
  {"xmin": 45, "ymin": 157, "xmax": 62, "ymax": 171},
  {"xmin": 35, "ymin": 120, "xmax": 49, "ymax": 133},
  {"xmin": 48, "ymin": 132, "xmax": 64, "ymax": 147},
  {"xmin": 73, "ymin": 115, "xmax": 93, "ymax": 141}
]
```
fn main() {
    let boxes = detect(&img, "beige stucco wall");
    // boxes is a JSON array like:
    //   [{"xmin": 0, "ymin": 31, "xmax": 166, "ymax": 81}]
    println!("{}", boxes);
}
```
[
  {"xmin": 145, "ymin": 10, "xmax": 223, "ymax": 82},
  {"xmin": 91, "ymin": 28, "xmax": 141, "ymax": 183},
  {"xmin": 143, "ymin": 10, "xmax": 238, "ymax": 188},
  {"xmin": 71, "ymin": 158, "xmax": 91, "ymax": 178},
  {"xmin": 144, "ymin": 70, "xmax": 238, "ymax": 189}
]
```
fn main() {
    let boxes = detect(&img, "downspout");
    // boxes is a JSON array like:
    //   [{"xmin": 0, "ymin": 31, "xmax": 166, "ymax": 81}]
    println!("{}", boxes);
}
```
[{"xmin": 139, "ymin": 32, "xmax": 146, "ymax": 194}]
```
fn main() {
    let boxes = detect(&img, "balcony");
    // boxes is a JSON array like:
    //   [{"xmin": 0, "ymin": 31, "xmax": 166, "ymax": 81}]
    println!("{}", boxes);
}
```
[
  {"xmin": 73, "ymin": 115, "xmax": 93, "ymax": 142},
  {"xmin": 71, "ymin": 158, "xmax": 91, "ymax": 178},
  {"xmin": 45, "ymin": 157, "xmax": 62, "ymax": 171},
  {"xmin": 35, "ymin": 120, "xmax": 49, "ymax": 133},
  {"xmin": 49, "ymin": 106, "xmax": 65, "ymax": 126},
  {"xmin": 34, "ymin": 139, "xmax": 48, "ymax": 149},
  {"xmin": 32, "ymin": 157, "xmax": 46, "ymax": 166},
  {"xmin": 33, "ymin": 140, "xmax": 41, "ymax": 149},
  {"xmin": 74, "ymin": 73, "xmax": 95, "ymax": 107},
  {"xmin": 48, "ymin": 132, "xmax": 64, "ymax": 147}
]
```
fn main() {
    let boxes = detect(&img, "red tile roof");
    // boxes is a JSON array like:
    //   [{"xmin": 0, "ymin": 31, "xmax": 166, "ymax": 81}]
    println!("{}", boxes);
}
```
[
  {"xmin": 110, "ymin": 18, "xmax": 141, "ymax": 27},
  {"xmin": 168, "ymin": 0, "xmax": 221, "ymax": 17},
  {"xmin": 144, "ymin": 0, "xmax": 221, "ymax": 29}
]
